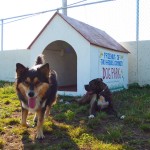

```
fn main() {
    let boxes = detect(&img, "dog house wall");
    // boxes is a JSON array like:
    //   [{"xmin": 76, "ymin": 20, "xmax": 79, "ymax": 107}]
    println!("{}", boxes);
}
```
[
  {"xmin": 90, "ymin": 45, "xmax": 128, "ymax": 91},
  {"xmin": 29, "ymin": 14, "xmax": 91, "ymax": 96}
]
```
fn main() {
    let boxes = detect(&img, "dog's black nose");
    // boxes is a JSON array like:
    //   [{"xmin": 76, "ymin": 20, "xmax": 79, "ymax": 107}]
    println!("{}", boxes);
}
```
[
  {"xmin": 84, "ymin": 84, "xmax": 90, "ymax": 91},
  {"xmin": 28, "ymin": 91, "xmax": 35, "ymax": 97}
]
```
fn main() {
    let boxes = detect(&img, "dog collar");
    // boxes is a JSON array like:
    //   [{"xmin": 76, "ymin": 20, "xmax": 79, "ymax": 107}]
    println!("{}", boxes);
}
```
[
  {"xmin": 95, "ymin": 86, "xmax": 108, "ymax": 102},
  {"xmin": 99, "ymin": 86, "xmax": 108, "ymax": 96}
]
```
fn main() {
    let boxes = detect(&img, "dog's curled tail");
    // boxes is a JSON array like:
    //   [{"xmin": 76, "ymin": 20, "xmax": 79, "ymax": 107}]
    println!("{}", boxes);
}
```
[{"xmin": 35, "ymin": 55, "xmax": 45, "ymax": 65}]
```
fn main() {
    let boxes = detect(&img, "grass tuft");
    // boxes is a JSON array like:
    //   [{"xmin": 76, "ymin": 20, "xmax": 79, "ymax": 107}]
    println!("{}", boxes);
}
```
[
  {"xmin": 43, "ymin": 120, "xmax": 54, "ymax": 133},
  {"xmin": 65, "ymin": 110, "xmax": 75, "ymax": 121},
  {"xmin": 4, "ymin": 118, "xmax": 20, "ymax": 125},
  {"xmin": 99, "ymin": 126, "xmax": 123, "ymax": 143},
  {"xmin": 0, "ymin": 84, "xmax": 15, "ymax": 94},
  {"xmin": 68, "ymin": 126, "xmax": 86, "ymax": 138},
  {"xmin": 140, "ymin": 124, "xmax": 150, "ymax": 132},
  {"xmin": 11, "ymin": 126, "xmax": 29, "ymax": 135},
  {"xmin": 0, "ymin": 138, "xmax": 5, "ymax": 149},
  {"xmin": 124, "ymin": 116, "xmax": 142, "ymax": 125}
]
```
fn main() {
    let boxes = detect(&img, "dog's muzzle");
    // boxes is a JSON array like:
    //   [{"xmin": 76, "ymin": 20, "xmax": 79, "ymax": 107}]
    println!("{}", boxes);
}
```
[{"xmin": 27, "ymin": 90, "xmax": 36, "ymax": 109}]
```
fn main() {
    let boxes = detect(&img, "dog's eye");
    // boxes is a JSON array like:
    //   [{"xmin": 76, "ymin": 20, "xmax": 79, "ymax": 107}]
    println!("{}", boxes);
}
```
[
  {"xmin": 34, "ymin": 81, "xmax": 40, "ymax": 86},
  {"xmin": 24, "ymin": 81, "xmax": 29, "ymax": 85}
]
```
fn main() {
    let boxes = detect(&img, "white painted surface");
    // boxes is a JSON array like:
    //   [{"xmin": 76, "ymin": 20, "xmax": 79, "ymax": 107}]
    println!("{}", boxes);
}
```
[
  {"xmin": 121, "ymin": 40, "xmax": 150, "ymax": 86},
  {"xmin": 121, "ymin": 42, "xmax": 138, "ymax": 84},
  {"xmin": 90, "ymin": 45, "xmax": 128, "ymax": 91},
  {"xmin": 30, "ymin": 14, "xmax": 91, "ymax": 95},
  {"xmin": 0, "ymin": 50, "xmax": 30, "ymax": 82}
]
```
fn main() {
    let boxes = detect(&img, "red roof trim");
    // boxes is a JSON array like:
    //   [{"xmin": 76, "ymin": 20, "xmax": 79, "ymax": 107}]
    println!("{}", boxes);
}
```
[{"xmin": 90, "ymin": 43, "xmax": 129, "ymax": 53}]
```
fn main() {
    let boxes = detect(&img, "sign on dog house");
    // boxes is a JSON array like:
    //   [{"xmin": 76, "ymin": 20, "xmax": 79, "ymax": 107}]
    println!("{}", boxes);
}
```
[{"xmin": 28, "ymin": 12, "xmax": 129, "ymax": 96}]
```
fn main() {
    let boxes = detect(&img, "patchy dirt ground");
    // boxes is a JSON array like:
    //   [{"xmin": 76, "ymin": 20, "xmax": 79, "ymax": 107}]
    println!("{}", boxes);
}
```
[
  {"xmin": 1, "ymin": 87, "xmax": 150, "ymax": 150},
  {"xmin": 1, "ymin": 105, "xmax": 150, "ymax": 150}
]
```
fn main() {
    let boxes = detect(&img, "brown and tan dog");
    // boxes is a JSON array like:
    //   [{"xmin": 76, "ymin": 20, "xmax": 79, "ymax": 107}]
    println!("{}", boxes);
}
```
[
  {"xmin": 15, "ymin": 55, "xmax": 57, "ymax": 139},
  {"xmin": 76, "ymin": 78, "xmax": 117, "ymax": 118}
]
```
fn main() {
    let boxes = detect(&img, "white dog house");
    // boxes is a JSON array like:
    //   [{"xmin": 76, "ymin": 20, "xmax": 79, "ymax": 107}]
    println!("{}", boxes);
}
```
[
  {"xmin": 27, "ymin": 12, "xmax": 129, "ymax": 96},
  {"xmin": 0, "ymin": 12, "xmax": 129, "ymax": 96}
]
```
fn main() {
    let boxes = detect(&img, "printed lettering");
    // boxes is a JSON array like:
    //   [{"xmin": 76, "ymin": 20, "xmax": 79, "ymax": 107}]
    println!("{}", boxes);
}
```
[{"xmin": 103, "ymin": 67, "xmax": 121, "ymax": 80}]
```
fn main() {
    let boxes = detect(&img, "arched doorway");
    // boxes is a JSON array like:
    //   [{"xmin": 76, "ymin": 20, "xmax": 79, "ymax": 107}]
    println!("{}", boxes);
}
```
[{"xmin": 43, "ymin": 40, "xmax": 77, "ymax": 91}]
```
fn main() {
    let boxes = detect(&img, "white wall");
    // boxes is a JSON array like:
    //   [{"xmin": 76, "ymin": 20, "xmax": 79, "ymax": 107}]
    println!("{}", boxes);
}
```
[
  {"xmin": 121, "ymin": 40, "xmax": 150, "ymax": 86},
  {"xmin": 90, "ymin": 45, "xmax": 128, "ymax": 91},
  {"xmin": 0, "ymin": 50, "xmax": 30, "ymax": 82},
  {"xmin": 121, "ymin": 41, "xmax": 138, "ymax": 84}
]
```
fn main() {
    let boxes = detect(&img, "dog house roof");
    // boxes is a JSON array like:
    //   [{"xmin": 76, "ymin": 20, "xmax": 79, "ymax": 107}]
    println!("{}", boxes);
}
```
[{"xmin": 28, "ymin": 12, "xmax": 129, "ymax": 53}]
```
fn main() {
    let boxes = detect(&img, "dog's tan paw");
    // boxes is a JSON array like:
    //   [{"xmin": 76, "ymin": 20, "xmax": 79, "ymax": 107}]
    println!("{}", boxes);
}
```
[
  {"xmin": 88, "ymin": 114, "xmax": 95, "ymax": 119},
  {"xmin": 45, "ymin": 112, "xmax": 49, "ymax": 118},
  {"xmin": 36, "ymin": 130, "xmax": 45, "ymax": 139},
  {"xmin": 21, "ymin": 123, "xmax": 29, "ymax": 127}
]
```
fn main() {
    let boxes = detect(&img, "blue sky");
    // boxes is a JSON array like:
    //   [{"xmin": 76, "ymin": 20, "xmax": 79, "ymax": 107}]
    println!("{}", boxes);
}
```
[{"xmin": 0, "ymin": 0, "xmax": 149, "ymax": 50}]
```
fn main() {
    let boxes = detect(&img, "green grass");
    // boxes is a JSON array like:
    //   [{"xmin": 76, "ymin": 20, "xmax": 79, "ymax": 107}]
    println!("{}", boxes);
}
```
[
  {"xmin": 140, "ymin": 124, "xmax": 150, "ymax": 132},
  {"xmin": 0, "ymin": 138, "xmax": 5, "ymax": 149},
  {"xmin": 99, "ymin": 125, "xmax": 123, "ymax": 143},
  {"xmin": 0, "ymin": 82, "xmax": 150, "ymax": 149}
]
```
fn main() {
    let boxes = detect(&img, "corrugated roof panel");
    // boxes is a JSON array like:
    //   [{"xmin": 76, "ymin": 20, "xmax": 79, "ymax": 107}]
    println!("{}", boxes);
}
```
[{"xmin": 59, "ymin": 13, "xmax": 129, "ymax": 53}]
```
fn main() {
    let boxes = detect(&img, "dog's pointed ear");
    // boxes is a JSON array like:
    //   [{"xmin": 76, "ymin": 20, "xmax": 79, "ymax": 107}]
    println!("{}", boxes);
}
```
[
  {"xmin": 98, "ymin": 78, "xmax": 103, "ymax": 82},
  {"xmin": 38, "ymin": 63, "xmax": 50, "ymax": 77},
  {"xmin": 16, "ymin": 63, "xmax": 28, "ymax": 78}
]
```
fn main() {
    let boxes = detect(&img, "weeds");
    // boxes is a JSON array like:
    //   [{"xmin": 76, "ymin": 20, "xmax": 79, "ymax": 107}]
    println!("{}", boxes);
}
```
[
  {"xmin": 140, "ymin": 124, "xmax": 150, "ymax": 132},
  {"xmin": 65, "ymin": 110, "xmax": 75, "ymax": 121},
  {"xmin": 11, "ymin": 126, "xmax": 29, "ymax": 135},
  {"xmin": 0, "ymin": 126, "xmax": 5, "ymax": 134},
  {"xmin": 100, "ymin": 125, "xmax": 123, "ymax": 143},
  {"xmin": 0, "ymin": 138, "xmax": 5, "ymax": 149},
  {"xmin": 68, "ymin": 126, "xmax": 86, "ymax": 138}
]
